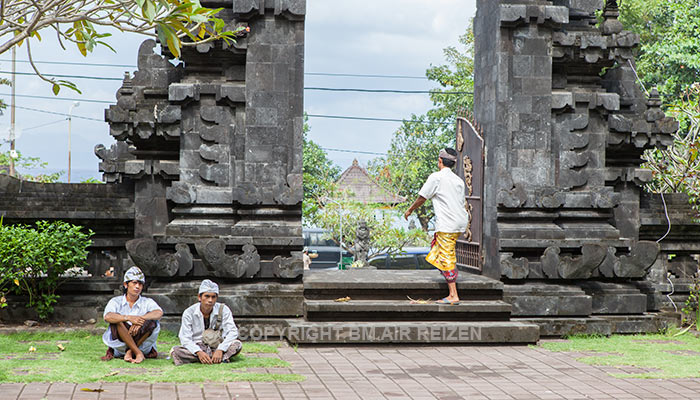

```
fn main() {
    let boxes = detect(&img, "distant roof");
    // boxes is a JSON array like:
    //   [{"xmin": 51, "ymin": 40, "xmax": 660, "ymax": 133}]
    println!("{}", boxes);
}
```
[{"xmin": 335, "ymin": 159, "xmax": 406, "ymax": 205}]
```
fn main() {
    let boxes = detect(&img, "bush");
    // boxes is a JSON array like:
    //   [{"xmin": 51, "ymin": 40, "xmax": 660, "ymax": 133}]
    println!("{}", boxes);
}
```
[
  {"xmin": 0, "ymin": 220, "xmax": 93, "ymax": 319},
  {"xmin": 644, "ymin": 83, "xmax": 700, "ymax": 216},
  {"xmin": 682, "ymin": 271, "xmax": 700, "ymax": 330}
]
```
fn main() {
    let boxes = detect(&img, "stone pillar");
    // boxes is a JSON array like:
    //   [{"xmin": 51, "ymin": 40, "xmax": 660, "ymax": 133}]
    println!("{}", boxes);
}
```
[
  {"xmin": 99, "ymin": 0, "xmax": 306, "ymax": 279},
  {"xmin": 474, "ymin": 0, "xmax": 674, "ymax": 281}
]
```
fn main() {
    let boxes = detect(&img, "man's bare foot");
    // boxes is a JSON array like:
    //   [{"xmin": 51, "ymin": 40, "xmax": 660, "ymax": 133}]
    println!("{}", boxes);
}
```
[
  {"xmin": 132, "ymin": 351, "xmax": 145, "ymax": 364},
  {"xmin": 124, "ymin": 349, "xmax": 133, "ymax": 362}
]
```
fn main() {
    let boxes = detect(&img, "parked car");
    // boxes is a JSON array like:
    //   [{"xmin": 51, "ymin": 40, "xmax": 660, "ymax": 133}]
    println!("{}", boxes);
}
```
[
  {"xmin": 367, "ymin": 247, "xmax": 433, "ymax": 270},
  {"xmin": 303, "ymin": 228, "xmax": 352, "ymax": 269}
]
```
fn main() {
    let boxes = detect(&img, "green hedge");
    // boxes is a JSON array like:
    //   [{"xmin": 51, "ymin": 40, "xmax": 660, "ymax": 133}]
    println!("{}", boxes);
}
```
[{"xmin": 0, "ymin": 220, "xmax": 93, "ymax": 319}]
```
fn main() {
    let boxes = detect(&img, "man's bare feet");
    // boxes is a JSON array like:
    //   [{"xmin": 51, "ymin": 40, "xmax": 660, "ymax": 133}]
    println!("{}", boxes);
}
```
[
  {"xmin": 132, "ymin": 351, "xmax": 145, "ymax": 364},
  {"xmin": 124, "ymin": 349, "xmax": 133, "ymax": 362}
]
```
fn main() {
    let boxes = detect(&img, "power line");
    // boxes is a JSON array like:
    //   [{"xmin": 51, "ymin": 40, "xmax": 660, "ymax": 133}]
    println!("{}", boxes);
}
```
[
  {"xmin": 9, "ymin": 105, "xmax": 390, "ymax": 156},
  {"xmin": 24, "ymin": 119, "xmax": 67, "ymax": 131},
  {"xmin": 321, "ymin": 147, "xmax": 387, "ymax": 156},
  {"xmin": 0, "ymin": 59, "xmax": 430, "ymax": 80},
  {"xmin": 0, "ymin": 59, "xmax": 136, "ymax": 68},
  {"xmin": 0, "ymin": 93, "xmax": 114, "ymax": 104},
  {"xmin": 3, "ymin": 96, "xmax": 455, "ymax": 125},
  {"xmin": 0, "ymin": 70, "xmax": 121, "ymax": 81},
  {"xmin": 0, "ymin": 71, "xmax": 469, "ymax": 94},
  {"xmin": 307, "ymin": 113, "xmax": 453, "ymax": 125},
  {"xmin": 305, "ymin": 87, "xmax": 471, "ymax": 95},
  {"xmin": 11, "ymin": 105, "xmax": 103, "ymax": 121},
  {"xmin": 307, "ymin": 72, "xmax": 426, "ymax": 79}
]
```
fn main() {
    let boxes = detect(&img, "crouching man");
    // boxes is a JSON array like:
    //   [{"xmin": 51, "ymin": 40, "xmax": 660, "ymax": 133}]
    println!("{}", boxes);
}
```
[
  {"xmin": 171, "ymin": 279, "xmax": 243, "ymax": 366},
  {"xmin": 101, "ymin": 266, "xmax": 163, "ymax": 363}
]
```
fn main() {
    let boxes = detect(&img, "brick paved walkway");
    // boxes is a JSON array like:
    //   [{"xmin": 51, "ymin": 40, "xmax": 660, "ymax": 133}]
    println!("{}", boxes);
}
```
[{"xmin": 3, "ymin": 342, "xmax": 700, "ymax": 399}]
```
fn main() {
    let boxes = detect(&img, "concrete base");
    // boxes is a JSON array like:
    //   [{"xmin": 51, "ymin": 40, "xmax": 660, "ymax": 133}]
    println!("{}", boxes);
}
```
[
  {"xmin": 576, "ymin": 281, "xmax": 648, "ymax": 314},
  {"xmin": 518, "ymin": 312, "xmax": 680, "ymax": 337},
  {"xmin": 284, "ymin": 320, "xmax": 540, "ymax": 344},
  {"xmin": 304, "ymin": 299, "xmax": 512, "ymax": 322},
  {"xmin": 503, "ymin": 282, "xmax": 592, "ymax": 317}
]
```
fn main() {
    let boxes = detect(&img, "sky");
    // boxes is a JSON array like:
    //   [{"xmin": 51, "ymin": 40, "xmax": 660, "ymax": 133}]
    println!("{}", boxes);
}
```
[{"xmin": 0, "ymin": 1, "xmax": 476, "ymax": 182}]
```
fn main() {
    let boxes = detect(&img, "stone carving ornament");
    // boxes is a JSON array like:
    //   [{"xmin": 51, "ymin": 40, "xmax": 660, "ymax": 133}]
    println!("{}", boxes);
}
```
[
  {"xmin": 463, "ymin": 155, "xmax": 473, "ymax": 196},
  {"xmin": 125, "ymin": 239, "xmax": 193, "ymax": 277},
  {"xmin": 195, "ymin": 239, "xmax": 261, "ymax": 279},
  {"xmin": 457, "ymin": 121, "xmax": 464, "ymax": 152},
  {"xmin": 354, "ymin": 220, "xmax": 371, "ymax": 267},
  {"xmin": 462, "ymin": 155, "xmax": 474, "ymax": 242}
]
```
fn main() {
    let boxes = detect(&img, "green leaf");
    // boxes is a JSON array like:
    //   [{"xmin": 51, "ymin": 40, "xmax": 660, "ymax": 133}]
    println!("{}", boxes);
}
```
[
  {"xmin": 96, "ymin": 41, "xmax": 116, "ymax": 53},
  {"xmin": 142, "ymin": 0, "xmax": 157, "ymax": 22},
  {"xmin": 52, "ymin": 84, "xmax": 60, "ymax": 95},
  {"xmin": 189, "ymin": 14, "xmax": 208, "ymax": 24}
]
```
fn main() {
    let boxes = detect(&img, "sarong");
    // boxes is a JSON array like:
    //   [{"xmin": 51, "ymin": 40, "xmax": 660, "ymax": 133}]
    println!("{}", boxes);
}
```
[
  {"xmin": 441, "ymin": 268, "xmax": 459, "ymax": 283},
  {"xmin": 170, "ymin": 341, "xmax": 243, "ymax": 366},
  {"xmin": 425, "ymin": 232, "xmax": 461, "ymax": 271}
]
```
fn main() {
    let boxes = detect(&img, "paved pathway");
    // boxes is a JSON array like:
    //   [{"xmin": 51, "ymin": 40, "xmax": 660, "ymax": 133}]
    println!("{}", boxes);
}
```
[{"xmin": 3, "ymin": 342, "xmax": 700, "ymax": 399}]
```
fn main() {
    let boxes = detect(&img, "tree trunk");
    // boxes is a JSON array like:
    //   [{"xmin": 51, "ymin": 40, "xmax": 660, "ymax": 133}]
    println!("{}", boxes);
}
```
[{"xmin": 416, "ymin": 207, "xmax": 433, "ymax": 232}]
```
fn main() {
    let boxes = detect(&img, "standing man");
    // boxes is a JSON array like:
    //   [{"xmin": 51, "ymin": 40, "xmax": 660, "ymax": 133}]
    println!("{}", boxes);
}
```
[
  {"xmin": 101, "ymin": 266, "xmax": 163, "ymax": 363},
  {"xmin": 171, "ymin": 279, "xmax": 243, "ymax": 365},
  {"xmin": 303, "ymin": 247, "xmax": 318, "ymax": 270},
  {"xmin": 404, "ymin": 148, "xmax": 468, "ymax": 304}
]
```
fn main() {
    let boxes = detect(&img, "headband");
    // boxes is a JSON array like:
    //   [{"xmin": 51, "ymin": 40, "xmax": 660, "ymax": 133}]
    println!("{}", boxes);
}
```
[
  {"xmin": 199, "ymin": 279, "xmax": 220, "ymax": 295},
  {"xmin": 123, "ymin": 266, "xmax": 145, "ymax": 283},
  {"xmin": 439, "ymin": 149, "xmax": 457, "ymax": 162}
]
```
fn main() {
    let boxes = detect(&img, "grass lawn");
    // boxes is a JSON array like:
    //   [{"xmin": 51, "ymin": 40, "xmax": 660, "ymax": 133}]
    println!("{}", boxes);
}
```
[
  {"xmin": 0, "ymin": 329, "xmax": 305, "ymax": 383},
  {"xmin": 538, "ymin": 329, "xmax": 700, "ymax": 379}
]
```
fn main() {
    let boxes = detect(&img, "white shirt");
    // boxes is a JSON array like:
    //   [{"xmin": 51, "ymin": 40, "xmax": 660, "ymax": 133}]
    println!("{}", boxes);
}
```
[
  {"xmin": 418, "ymin": 167, "xmax": 469, "ymax": 233},
  {"xmin": 178, "ymin": 302, "xmax": 239, "ymax": 355},
  {"xmin": 102, "ymin": 294, "xmax": 162, "ymax": 319},
  {"xmin": 102, "ymin": 294, "xmax": 162, "ymax": 353}
]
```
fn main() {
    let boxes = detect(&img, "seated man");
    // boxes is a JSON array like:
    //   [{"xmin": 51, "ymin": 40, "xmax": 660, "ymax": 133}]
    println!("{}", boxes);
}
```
[
  {"xmin": 101, "ymin": 266, "xmax": 163, "ymax": 363},
  {"xmin": 171, "ymin": 279, "xmax": 242, "ymax": 366}
]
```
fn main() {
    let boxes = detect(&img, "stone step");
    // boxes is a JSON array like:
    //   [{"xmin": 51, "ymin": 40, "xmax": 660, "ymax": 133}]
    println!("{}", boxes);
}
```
[
  {"xmin": 285, "ymin": 320, "xmax": 540, "ymax": 344},
  {"xmin": 303, "ymin": 269, "xmax": 504, "ymax": 301},
  {"xmin": 304, "ymin": 299, "xmax": 512, "ymax": 322}
]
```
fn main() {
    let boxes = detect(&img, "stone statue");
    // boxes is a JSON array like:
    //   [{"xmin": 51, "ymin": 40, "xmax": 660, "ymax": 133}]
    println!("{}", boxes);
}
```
[{"xmin": 354, "ymin": 220, "xmax": 370, "ymax": 267}]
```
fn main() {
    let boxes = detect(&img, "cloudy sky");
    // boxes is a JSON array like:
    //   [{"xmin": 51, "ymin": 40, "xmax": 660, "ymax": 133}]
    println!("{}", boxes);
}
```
[{"xmin": 0, "ymin": 1, "xmax": 476, "ymax": 182}]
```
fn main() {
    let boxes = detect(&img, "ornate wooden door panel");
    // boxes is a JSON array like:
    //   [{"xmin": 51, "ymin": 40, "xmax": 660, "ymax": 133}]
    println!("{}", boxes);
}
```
[{"xmin": 455, "ymin": 117, "xmax": 484, "ymax": 272}]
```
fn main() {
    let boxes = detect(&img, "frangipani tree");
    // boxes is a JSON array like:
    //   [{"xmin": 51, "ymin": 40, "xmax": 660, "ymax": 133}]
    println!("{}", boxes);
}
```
[
  {"xmin": 0, "ymin": 0, "xmax": 244, "ymax": 93},
  {"xmin": 315, "ymin": 189, "xmax": 429, "ymax": 260}
]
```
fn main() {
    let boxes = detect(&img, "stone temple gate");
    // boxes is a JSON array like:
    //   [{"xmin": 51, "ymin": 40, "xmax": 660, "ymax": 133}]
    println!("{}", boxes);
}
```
[{"xmin": 1, "ymin": 0, "xmax": 698, "ymax": 341}]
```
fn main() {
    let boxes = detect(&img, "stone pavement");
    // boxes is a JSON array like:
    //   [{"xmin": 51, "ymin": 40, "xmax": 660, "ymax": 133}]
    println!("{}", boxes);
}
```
[{"xmin": 3, "ymin": 341, "xmax": 700, "ymax": 399}]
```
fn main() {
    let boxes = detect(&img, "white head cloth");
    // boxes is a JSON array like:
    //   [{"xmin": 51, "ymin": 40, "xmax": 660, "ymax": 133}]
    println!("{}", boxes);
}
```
[
  {"xmin": 123, "ymin": 266, "xmax": 145, "ymax": 283},
  {"xmin": 199, "ymin": 279, "xmax": 219, "ymax": 295}
]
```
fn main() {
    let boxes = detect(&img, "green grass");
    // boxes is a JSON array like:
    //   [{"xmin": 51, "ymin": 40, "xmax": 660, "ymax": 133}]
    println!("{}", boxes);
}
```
[
  {"xmin": 0, "ymin": 330, "xmax": 304, "ymax": 383},
  {"xmin": 538, "ymin": 329, "xmax": 700, "ymax": 379}
]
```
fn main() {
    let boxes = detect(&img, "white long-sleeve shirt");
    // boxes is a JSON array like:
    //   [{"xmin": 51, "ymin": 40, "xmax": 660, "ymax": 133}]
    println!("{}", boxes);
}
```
[{"xmin": 178, "ymin": 302, "xmax": 239, "ymax": 355}]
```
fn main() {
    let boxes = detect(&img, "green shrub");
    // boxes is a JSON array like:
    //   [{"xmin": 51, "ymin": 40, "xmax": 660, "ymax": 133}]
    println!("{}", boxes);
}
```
[
  {"xmin": 0, "ymin": 220, "xmax": 93, "ymax": 319},
  {"xmin": 682, "ymin": 272, "xmax": 700, "ymax": 330}
]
